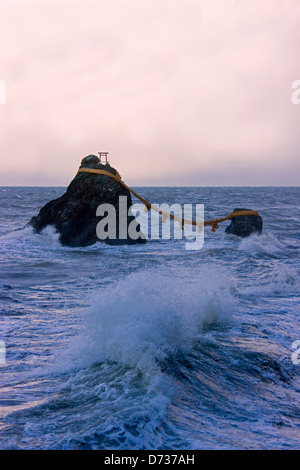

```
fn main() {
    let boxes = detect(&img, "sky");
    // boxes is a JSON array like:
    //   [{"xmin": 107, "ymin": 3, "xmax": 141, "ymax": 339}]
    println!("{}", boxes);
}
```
[{"xmin": 0, "ymin": 0, "xmax": 299, "ymax": 186}]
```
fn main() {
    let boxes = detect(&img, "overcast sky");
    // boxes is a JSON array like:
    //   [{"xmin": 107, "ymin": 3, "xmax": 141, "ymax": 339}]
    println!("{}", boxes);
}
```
[{"xmin": 0, "ymin": 0, "xmax": 299, "ymax": 186}]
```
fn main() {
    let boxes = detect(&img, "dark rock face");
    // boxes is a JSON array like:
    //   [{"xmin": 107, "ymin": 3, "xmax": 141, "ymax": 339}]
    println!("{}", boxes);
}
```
[
  {"xmin": 225, "ymin": 207, "xmax": 263, "ymax": 238},
  {"xmin": 28, "ymin": 155, "xmax": 146, "ymax": 246}
]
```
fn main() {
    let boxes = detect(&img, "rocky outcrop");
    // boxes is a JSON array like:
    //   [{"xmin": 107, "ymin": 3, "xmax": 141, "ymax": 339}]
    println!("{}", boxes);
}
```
[
  {"xmin": 225, "ymin": 207, "xmax": 263, "ymax": 238},
  {"xmin": 28, "ymin": 155, "xmax": 146, "ymax": 246}
]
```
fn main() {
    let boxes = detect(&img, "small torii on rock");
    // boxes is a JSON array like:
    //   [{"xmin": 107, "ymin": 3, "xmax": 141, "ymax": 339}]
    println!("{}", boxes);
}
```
[{"xmin": 98, "ymin": 152, "xmax": 109, "ymax": 164}]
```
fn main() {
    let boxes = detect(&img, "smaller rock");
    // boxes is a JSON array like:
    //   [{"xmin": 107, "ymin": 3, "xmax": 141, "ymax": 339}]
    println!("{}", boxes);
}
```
[{"xmin": 225, "ymin": 207, "xmax": 263, "ymax": 238}]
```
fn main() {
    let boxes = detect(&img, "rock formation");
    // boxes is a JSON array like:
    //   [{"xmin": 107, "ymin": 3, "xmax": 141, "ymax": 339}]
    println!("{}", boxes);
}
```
[
  {"xmin": 225, "ymin": 207, "xmax": 263, "ymax": 238},
  {"xmin": 28, "ymin": 155, "xmax": 146, "ymax": 246}
]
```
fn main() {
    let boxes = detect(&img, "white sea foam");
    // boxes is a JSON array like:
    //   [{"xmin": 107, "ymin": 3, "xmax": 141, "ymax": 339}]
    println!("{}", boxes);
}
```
[
  {"xmin": 0, "ymin": 225, "xmax": 61, "ymax": 250},
  {"xmin": 237, "ymin": 232, "xmax": 288, "ymax": 255},
  {"xmin": 52, "ymin": 266, "xmax": 235, "ymax": 375}
]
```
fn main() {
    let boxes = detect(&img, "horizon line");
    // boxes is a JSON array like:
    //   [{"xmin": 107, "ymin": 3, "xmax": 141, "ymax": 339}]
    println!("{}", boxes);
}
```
[{"xmin": 1, "ymin": 184, "xmax": 299, "ymax": 188}]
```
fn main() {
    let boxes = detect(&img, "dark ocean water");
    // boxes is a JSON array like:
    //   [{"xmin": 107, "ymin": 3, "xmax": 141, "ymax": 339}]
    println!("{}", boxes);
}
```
[{"xmin": 0, "ymin": 186, "xmax": 299, "ymax": 450}]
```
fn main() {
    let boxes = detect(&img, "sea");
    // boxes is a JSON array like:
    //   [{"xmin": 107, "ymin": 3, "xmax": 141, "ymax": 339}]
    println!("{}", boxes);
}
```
[{"xmin": 0, "ymin": 186, "xmax": 299, "ymax": 450}]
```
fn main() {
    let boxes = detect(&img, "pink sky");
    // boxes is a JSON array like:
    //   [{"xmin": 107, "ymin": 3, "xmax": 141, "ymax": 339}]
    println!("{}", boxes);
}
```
[{"xmin": 0, "ymin": 0, "xmax": 299, "ymax": 186}]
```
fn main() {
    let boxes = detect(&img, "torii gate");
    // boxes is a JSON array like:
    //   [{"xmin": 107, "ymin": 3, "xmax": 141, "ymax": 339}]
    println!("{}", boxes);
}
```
[{"xmin": 98, "ymin": 152, "xmax": 109, "ymax": 164}]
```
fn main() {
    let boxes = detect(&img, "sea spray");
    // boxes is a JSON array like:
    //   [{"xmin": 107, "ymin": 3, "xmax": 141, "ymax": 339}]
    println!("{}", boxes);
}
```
[{"xmin": 58, "ymin": 265, "xmax": 236, "ymax": 374}]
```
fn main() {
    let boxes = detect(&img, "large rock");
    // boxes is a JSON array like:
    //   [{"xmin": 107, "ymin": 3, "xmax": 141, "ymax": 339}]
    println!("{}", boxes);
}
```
[
  {"xmin": 225, "ymin": 207, "xmax": 263, "ymax": 238},
  {"xmin": 28, "ymin": 155, "xmax": 146, "ymax": 246}
]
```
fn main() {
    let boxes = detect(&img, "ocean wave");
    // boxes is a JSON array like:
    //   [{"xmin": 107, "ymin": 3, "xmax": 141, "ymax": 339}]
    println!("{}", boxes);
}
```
[
  {"xmin": 0, "ymin": 225, "xmax": 62, "ymax": 250},
  {"xmin": 50, "ymin": 266, "xmax": 235, "ymax": 375},
  {"xmin": 237, "ymin": 232, "xmax": 290, "ymax": 255},
  {"xmin": 239, "ymin": 263, "xmax": 300, "ymax": 298}
]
